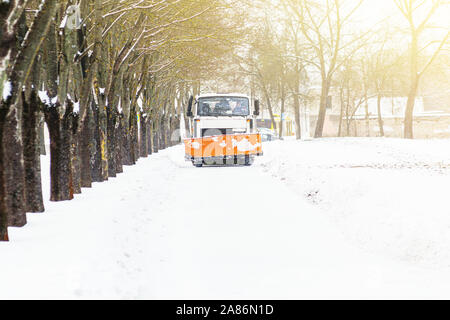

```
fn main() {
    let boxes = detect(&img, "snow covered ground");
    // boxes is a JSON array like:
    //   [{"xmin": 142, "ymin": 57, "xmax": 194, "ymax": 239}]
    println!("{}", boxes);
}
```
[
  {"xmin": 0, "ymin": 137, "xmax": 450, "ymax": 299},
  {"xmin": 260, "ymin": 138, "xmax": 450, "ymax": 269}
]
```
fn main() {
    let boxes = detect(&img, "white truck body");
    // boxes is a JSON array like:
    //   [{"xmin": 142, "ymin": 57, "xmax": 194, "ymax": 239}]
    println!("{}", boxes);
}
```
[{"xmin": 184, "ymin": 93, "xmax": 262, "ymax": 167}]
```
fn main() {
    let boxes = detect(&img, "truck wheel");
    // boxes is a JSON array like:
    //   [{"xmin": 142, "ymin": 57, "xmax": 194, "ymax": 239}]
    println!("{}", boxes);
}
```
[
  {"xmin": 192, "ymin": 161, "xmax": 203, "ymax": 168},
  {"xmin": 244, "ymin": 155, "xmax": 254, "ymax": 166}
]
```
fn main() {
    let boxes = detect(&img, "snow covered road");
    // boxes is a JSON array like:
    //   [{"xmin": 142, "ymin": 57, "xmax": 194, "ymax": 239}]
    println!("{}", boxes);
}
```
[{"xmin": 1, "ymin": 138, "xmax": 450, "ymax": 299}]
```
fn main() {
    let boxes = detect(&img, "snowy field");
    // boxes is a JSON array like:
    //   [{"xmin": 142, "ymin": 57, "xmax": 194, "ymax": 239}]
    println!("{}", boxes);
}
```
[
  {"xmin": 0, "ymin": 137, "xmax": 450, "ymax": 299},
  {"xmin": 261, "ymin": 138, "xmax": 450, "ymax": 268}
]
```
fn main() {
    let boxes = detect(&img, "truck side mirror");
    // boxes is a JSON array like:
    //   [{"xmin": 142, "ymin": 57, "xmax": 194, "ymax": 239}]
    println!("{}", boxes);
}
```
[
  {"xmin": 254, "ymin": 99, "xmax": 260, "ymax": 116},
  {"xmin": 187, "ymin": 96, "xmax": 194, "ymax": 117}
]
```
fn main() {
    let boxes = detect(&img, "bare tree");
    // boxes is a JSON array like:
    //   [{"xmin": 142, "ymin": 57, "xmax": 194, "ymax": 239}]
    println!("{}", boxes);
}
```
[
  {"xmin": 286, "ymin": 0, "xmax": 367, "ymax": 138},
  {"xmin": 394, "ymin": 0, "xmax": 450, "ymax": 139}
]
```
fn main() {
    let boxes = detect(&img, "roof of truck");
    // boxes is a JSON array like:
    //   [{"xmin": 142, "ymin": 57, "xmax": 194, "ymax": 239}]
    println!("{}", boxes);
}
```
[{"xmin": 197, "ymin": 93, "xmax": 250, "ymax": 99}]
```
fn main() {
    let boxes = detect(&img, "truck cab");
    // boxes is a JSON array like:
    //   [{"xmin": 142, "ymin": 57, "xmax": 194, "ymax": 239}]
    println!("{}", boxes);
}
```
[
  {"xmin": 185, "ymin": 94, "xmax": 262, "ymax": 167},
  {"xmin": 188, "ymin": 94, "xmax": 257, "ymax": 138}
]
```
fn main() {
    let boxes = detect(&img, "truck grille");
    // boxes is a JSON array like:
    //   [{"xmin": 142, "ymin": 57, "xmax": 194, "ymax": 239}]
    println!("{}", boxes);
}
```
[{"xmin": 202, "ymin": 128, "xmax": 229, "ymax": 137}]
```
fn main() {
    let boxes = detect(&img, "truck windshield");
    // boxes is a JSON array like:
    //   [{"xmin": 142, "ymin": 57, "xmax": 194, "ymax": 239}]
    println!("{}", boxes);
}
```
[{"xmin": 198, "ymin": 97, "xmax": 249, "ymax": 117}]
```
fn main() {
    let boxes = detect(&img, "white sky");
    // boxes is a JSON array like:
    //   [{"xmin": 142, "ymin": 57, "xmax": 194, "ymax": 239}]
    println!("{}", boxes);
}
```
[
  {"xmin": 358, "ymin": 0, "xmax": 450, "ymax": 30},
  {"xmin": 266, "ymin": 0, "xmax": 450, "ymax": 40}
]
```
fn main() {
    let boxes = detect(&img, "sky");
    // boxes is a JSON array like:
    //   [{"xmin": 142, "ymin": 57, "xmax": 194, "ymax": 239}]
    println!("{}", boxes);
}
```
[
  {"xmin": 355, "ymin": 0, "xmax": 450, "ymax": 55},
  {"xmin": 358, "ymin": 0, "xmax": 450, "ymax": 30},
  {"xmin": 266, "ymin": 0, "xmax": 450, "ymax": 40}
]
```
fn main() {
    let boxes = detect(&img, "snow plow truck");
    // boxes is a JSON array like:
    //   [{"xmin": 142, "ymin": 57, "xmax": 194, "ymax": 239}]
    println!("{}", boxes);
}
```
[{"xmin": 184, "ymin": 94, "xmax": 263, "ymax": 167}]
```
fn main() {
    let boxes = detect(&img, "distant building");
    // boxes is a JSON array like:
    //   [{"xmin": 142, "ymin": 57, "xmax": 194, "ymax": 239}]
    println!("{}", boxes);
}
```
[
  {"xmin": 423, "ymin": 92, "xmax": 450, "ymax": 113},
  {"xmin": 353, "ymin": 97, "xmax": 425, "ymax": 118}
]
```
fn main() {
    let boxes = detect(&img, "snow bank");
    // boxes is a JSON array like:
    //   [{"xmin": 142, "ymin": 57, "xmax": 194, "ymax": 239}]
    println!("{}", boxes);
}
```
[{"xmin": 258, "ymin": 138, "xmax": 450, "ymax": 268}]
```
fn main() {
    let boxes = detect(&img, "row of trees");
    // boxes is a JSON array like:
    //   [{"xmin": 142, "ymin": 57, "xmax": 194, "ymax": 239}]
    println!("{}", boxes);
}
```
[
  {"xmin": 232, "ymin": 0, "xmax": 449, "ymax": 139},
  {"xmin": 0, "ymin": 0, "xmax": 238, "ymax": 241},
  {"xmin": 1, "ymin": 0, "xmax": 448, "ymax": 240}
]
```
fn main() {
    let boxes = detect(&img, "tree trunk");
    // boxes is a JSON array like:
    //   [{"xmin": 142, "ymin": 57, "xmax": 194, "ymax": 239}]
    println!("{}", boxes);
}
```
[
  {"xmin": 98, "ymin": 93, "xmax": 109, "ymax": 181},
  {"xmin": 90, "ymin": 102, "xmax": 103, "ymax": 182},
  {"xmin": 22, "ymin": 89, "xmax": 44, "ymax": 212},
  {"xmin": 292, "ymin": 45, "xmax": 302, "ymax": 140},
  {"xmin": 107, "ymin": 107, "xmax": 117, "ymax": 177},
  {"xmin": 44, "ymin": 104, "xmax": 74, "ymax": 202},
  {"xmin": 121, "ymin": 115, "xmax": 133, "ymax": 166},
  {"xmin": 172, "ymin": 115, "xmax": 180, "ymax": 145},
  {"xmin": 140, "ymin": 113, "xmax": 148, "ymax": 157},
  {"xmin": 88, "ymin": 0, "xmax": 105, "ymax": 181},
  {"xmin": 404, "ymin": 77, "xmax": 419, "ymax": 139},
  {"xmin": 279, "ymin": 83, "xmax": 285, "ymax": 139},
  {"xmin": 0, "ymin": 108, "xmax": 9, "ymax": 241},
  {"xmin": 314, "ymin": 79, "xmax": 330, "ymax": 138},
  {"xmin": 129, "ymin": 105, "xmax": 139, "ymax": 163},
  {"xmin": 262, "ymin": 86, "xmax": 277, "ymax": 131},
  {"xmin": 115, "ymin": 114, "xmax": 123, "ymax": 174},
  {"xmin": 4, "ymin": 97, "xmax": 27, "ymax": 227},
  {"xmin": 345, "ymin": 84, "xmax": 351, "ymax": 136},
  {"xmin": 153, "ymin": 120, "xmax": 159, "ymax": 153},
  {"xmin": 80, "ymin": 103, "xmax": 92, "ymax": 188},
  {"xmin": 133, "ymin": 110, "xmax": 140, "ymax": 161},
  {"xmin": 346, "ymin": 101, "xmax": 351, "ymax": 137},
  {"xmin": 293, "ymin": 94, "xmax": 301, "ymax": 140},
  {"xmin": 159, "ymin": 115, "xmax": 166, "ymax": 150},
  {"xmin": 147, "ymin": 120, "xmax": 153, "ymax": 155},
  {"xmin": 39, "ymin": 115, "xmax": 46, "ymax": 155},
  {"xmin": 377, "ymin": 94, "xmax": 384, "ymax": 137},
  {"xmin": 163, "ymin": 113, "xmax": 170, "ymax": 149},
  {"xmin": 338, "ymin": 87, "xmax": 344, "ymax": 137},
  {"xmin": 364, "ymin": 92, "xmax": 370, "ymax": 137},
  {"xmin": 404, "ymin": 32, "xmax": 419, "ymax": 140},
  {"xmin": 1, "ymin": 3, "xmax": 28, "ymax": 226},
  {"xmin": 71, "ymin": 114, "xmax": 81, "ymax": 194}
]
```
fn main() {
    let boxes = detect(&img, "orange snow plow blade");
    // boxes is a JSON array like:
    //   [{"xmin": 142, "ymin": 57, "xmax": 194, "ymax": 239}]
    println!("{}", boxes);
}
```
[{"xmin": 184, "ymin": 133, "xmax": 263, "ymax": 161}]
